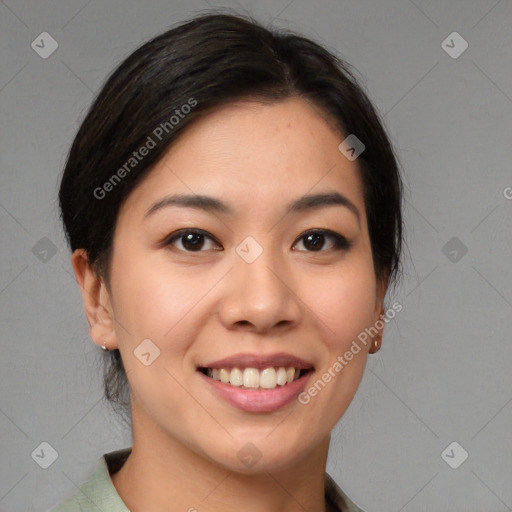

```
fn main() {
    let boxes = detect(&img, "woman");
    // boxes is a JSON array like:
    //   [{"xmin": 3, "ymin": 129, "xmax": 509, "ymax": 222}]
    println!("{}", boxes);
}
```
[{"xmin": 53, "ymin": 11, "xmax": 403, "ymax": 512}]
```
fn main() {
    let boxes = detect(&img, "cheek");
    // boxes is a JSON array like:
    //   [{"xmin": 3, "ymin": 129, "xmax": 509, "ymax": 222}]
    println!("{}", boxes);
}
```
[
  {"xmin": 311, "ymin": 262, "xmax": 378, "ymax": 347},
  {"xmin": 110, "ymin": 254, "xmax": 200, "ymax": 421},
  {"xmin": 111, "ymin": 251, "xmax": 209, "ymax": 342},
  {"xmin": 295, "ymin": 266, "xmax": 377, "ymax": 434}
]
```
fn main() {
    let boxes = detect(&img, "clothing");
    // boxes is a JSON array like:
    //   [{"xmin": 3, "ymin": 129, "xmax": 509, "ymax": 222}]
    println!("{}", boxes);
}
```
[{"xmin": 49, "ymin": 447, "xmax": 364, "ymax": 512}]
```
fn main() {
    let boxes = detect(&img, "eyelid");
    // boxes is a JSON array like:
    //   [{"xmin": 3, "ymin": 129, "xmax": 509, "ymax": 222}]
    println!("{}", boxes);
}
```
[
  {"xmin": 295, "ymin": 228, "xmax": 353, "ymax": 251},
  {"xmin": 161, "ymin": 228, "xmax": 221, "ymax": 250},
  {"xmin": 162, "ymin": 228, "xmax": 352, "ymax": 253}
]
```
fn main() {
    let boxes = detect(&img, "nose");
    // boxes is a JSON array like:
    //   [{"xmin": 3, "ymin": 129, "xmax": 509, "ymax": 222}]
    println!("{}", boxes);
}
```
[{"xmin": 218, "ymin": 249, "xmax": 303, "ymax": 334}]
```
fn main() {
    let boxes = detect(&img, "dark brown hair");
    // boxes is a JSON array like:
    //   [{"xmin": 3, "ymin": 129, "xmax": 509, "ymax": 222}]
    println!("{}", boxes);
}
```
[{"xmin": 59, "ymin": 11, "xmax": 403, "ymax": 421}]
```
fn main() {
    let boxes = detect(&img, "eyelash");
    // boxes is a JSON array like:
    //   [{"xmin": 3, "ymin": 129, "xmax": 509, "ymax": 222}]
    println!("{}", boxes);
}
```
[{"xmin": 162, "ymin": 228, "xmax": 352, "ymax": 253}]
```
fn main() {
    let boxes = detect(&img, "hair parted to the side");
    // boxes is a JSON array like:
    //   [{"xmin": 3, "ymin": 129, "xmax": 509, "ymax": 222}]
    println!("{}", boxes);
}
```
[{"xmin": 59, "ymin": 10, "xmax": 403, "ymax": 422}]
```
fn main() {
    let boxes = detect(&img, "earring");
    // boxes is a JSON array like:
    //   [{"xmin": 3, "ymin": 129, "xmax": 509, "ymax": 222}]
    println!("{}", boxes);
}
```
[
  {"xmin": 369, "ymin": 336, "xmax": 381, "ymax": 354},
  {"xmin": 101, "ymin": 340, "xmax": 109, "ymax": 351}
]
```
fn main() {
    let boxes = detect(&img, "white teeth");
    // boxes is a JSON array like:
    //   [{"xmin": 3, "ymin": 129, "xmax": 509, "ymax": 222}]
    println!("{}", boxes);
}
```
[
  {"xmin": 219, "ymin": 368, "xmax": 230, "ymax": 383},
  {"xmin": 276, "ymin": 367, "xmax": 287, "ymax": 386},
  {"xmin": 205, "ymin": 366, "xmax": 306, "ymax": 389},
  {"xmin": 243, "ymin": 368, "xmax": 259, "ymax": 388},
  {"xmin": 259, "ymin": 367, "xmax": 276, "ymax": 389},
  {"xmin": 229, "ymin": 368, "xmax": 243, "ymax": 387}
]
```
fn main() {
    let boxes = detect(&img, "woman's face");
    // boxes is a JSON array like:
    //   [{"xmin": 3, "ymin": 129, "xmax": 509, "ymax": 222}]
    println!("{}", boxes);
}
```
[{"xmin": 94, "ymin": 97, "xmax": 386, "ymax": 472}]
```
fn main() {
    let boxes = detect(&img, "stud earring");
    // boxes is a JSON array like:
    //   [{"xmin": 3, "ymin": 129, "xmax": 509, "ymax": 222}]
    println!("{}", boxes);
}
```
[
  {"xmin": 369, "ymin": 336, "xmax": 381, "ymax": 354},
  {"xmin": 101, "ymin": 340, "xmax": 108, "ymax": 351}
]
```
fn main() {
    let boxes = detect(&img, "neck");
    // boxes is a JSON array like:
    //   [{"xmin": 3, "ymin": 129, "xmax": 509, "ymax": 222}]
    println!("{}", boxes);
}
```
[{"xmin": 111, "ymin": 405, "xmax": 333, "ymax": 512}]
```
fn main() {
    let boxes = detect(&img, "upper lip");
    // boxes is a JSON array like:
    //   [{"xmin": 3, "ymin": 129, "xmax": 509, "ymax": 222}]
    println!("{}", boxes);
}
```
[{"xmin": 198, "ymin": 352, "xmax": 315, "ymax": 371}]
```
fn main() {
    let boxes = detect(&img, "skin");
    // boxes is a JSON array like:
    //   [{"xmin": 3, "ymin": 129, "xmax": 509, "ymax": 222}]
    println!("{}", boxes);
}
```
[{"xmin": 72, "ymin": 97, "xmax": 387, "ymax": 512}]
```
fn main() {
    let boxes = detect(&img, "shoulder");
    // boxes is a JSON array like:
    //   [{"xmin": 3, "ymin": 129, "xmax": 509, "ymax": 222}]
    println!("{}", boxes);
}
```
[
  {"xmin": 325, "ymin": 472, "xmax": 366, "ymax": 512},
  {"xmin": 47, "ymin": 496, "xmax": 82, "ymax": 512},
  {"xmin": 48, "ymin": 447, "xmax": 132, "ymax": 512}
]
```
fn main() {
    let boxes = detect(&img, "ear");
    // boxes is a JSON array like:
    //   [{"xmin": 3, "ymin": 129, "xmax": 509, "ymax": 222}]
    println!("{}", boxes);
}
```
[
  {"xmin": 71, "ymin": 249, "xmax": 118, "ymax": 350},
  {"xmin": 369, "ymin": 274, "xmax": 388, "ymax": 354},
  {"xmin": 374, "ymin": 273, "xmax": 388, "ymax": 316}
]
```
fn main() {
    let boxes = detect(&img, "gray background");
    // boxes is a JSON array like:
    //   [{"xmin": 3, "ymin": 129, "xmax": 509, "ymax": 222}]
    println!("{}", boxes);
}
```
[{"xmin": 1, "ymin": 0, "xmax": 511, "ymax": 511}]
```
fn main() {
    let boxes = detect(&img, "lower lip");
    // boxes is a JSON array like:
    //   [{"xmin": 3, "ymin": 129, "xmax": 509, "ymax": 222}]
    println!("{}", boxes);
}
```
[{"xmin": 198, "ymin": 370, "xmax": 313, "ymax": 412}]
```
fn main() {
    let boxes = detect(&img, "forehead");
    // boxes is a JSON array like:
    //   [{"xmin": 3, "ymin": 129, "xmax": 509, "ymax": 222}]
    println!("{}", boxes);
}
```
[{"xmin": 117, "ymin": 97, "xmax": 365, "ymax": 223}]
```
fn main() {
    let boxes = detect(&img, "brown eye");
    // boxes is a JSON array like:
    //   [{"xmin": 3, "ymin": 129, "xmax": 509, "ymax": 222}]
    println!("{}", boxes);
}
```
[
  {"xmin": 293, "ymin": 229, "xmax": 352, "ymax": 252},
  {"xmin": 164, "ymin": 229, "xmax": 221, "ymax": 252}
]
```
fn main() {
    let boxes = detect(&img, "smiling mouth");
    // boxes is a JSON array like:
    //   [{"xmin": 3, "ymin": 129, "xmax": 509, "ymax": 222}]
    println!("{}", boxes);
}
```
[{"xmin": 198, "ymin": 366, "xmax": 314, "ymax": 390}]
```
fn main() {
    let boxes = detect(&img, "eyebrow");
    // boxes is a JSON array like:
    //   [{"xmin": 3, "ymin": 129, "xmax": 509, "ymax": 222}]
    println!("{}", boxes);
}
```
[{"xmin": 144, "ymin": 191, "xmax": 360, "ymax": 224}]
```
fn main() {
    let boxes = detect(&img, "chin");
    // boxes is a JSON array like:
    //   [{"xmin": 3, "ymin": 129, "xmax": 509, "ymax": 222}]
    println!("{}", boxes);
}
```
[{"xmin": 205, "ymin": 435, "xmax": 319, "ymax": 475}]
